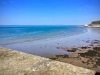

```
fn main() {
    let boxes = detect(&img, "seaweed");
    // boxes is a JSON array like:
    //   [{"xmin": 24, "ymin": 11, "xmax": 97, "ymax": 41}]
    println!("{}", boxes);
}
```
[
  {"xmin": 49, "ymin": 54, "xmax": 69, "ymax": 60},
  {"xmin": 93, "ymin": 64, "xmax": 97, "ymax": 68},
  {"xmin": 82, "ymin": 61, "xmax": 86, "ymax": 64},
  {"xmin": 49, "ymin": 58, "xmax": 57, "ymax": 60},
  {"xmin": 67, "ymin": 48, "xmax": 77, "ymax": 52},
  {"xmin": 78, "ymin": 50, "xmax": 98, "ymax": 57},
  {"xmin": 93, "ymin": 47, "xmax": 100, "ymax": 51},
  {"xmin": 96, "ymin": 58, "xmax": 100, "ymax": 66},
  {"xmin": 81, "ymin": 46, "xmax": 87, "ymax": 49},
  {"xmin": 56, "ymin": 47, "xmax": 60, "ymax": 49},
  {"xmin": 56, "ymin": 54, "xmax": 69, "ymax": 58}
]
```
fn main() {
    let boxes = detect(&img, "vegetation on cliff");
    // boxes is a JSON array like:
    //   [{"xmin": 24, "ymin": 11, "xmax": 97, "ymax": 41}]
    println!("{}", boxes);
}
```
[
  {"xmin": 85, "ymin": 20, "xmax": 100, "ymax": 27},
  {"xmin": 91, "ymin": 20, "xmax": 100, "ymax": 25}
]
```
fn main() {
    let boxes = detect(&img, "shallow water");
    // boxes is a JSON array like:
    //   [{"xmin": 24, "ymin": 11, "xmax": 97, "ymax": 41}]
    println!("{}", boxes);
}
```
[
  {"xmin": 0, "ymin": 25, "xmax": 87, "ymax": 46},
  {"xmin": 0, "ymin": 25, "xmax": 100, "ymax": 57}
]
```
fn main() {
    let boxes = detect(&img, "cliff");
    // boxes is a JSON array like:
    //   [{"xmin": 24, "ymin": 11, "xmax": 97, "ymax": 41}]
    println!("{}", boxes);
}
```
[
  {"xmin": 0, "ymin": 47, "xmax": 95, "ymax": 75},
  {"xmin": 85, "ymin": 20, "xmax": 100, "ymax": 27}
]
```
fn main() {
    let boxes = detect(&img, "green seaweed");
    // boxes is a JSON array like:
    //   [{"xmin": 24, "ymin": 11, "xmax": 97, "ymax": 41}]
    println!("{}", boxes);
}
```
[
  {"xmin": 67, "ymin": 48, "xmax": 77, "ymax": 52},
  {"xmin": 81, "ymin": 46, "xmax": 87, "ymax": 49},
  {"xmin": 49, "ymin": 54, "xmax": 69, "ymax": 60},
  {"xmin": 78, "ymin": 50, "xmax": 98, "ymax": 57},
  {"xmin": 56, "ymin": 54, "xmax": 69, "ymax": 58}
]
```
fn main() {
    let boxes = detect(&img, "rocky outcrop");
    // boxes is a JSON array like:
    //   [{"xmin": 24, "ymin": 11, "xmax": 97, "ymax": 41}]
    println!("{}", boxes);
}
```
[
  {"xmin": 0, "ymin": 47, "xmax": 95, "ymax": 75},
  {"xmin": 85, "ymin": 20, "xmax": 100, "ymax": 27}
]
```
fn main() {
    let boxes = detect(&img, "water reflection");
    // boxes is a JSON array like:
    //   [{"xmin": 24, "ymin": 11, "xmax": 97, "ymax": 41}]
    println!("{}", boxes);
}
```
[{"xmin": 88, "ymin": 28, "xmax": 100, "ymax": 34}]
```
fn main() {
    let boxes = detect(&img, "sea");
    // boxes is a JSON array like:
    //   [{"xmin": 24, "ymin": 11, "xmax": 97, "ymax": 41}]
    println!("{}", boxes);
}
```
[{"xmin": 0, "ymin": 25, "xmax": 100, "ymax": 57}]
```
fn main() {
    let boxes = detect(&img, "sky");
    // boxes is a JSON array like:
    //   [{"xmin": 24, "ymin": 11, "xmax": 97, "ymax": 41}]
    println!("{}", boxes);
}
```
[{"xmin": 0, "ymin": 0, "xmax": 100, "ymax": 25}]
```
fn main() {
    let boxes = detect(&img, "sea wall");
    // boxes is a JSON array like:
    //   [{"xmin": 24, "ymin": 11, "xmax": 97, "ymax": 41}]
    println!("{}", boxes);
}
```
[{"xmin": 0, "ymin": 47, "xmax": 95, "ymax": 75}]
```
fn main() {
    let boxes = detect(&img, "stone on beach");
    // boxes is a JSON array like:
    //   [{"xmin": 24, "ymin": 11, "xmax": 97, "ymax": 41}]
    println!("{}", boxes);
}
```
[{"xmin": 0, "ymin": 47, "xmax": 95, "ymax": 75}]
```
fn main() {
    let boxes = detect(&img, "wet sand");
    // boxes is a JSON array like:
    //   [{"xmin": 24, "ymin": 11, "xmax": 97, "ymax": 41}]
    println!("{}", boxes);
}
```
[
  {"xmin": 49, "ymin": 40, "xmax": 100, "ymax": 72},
  {"xmin": 0, "ymin": 28, "xmax": 100, "ymax": 72},
  {"xmin": 0, "ymin": 47, "xmax": 95, "ymax": 75},
  {"xmin": 2, "ymin": 28, "xmax": 100, "ymax": 58},
  {"xmin": 0, "ymin": 27, "xmax": 100, "ymax": 72}
]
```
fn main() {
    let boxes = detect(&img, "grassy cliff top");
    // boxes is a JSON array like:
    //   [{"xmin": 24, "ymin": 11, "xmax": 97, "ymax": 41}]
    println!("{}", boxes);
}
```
[{"xmin": 91, "ymin": 20, "xmax": 100, "ymax": 25}]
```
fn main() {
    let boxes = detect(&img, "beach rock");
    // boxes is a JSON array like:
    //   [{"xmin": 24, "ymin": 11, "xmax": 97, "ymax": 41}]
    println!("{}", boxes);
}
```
[{"xmin": 0, "ymin": 47, "xmax": 95, "ymax": 75}]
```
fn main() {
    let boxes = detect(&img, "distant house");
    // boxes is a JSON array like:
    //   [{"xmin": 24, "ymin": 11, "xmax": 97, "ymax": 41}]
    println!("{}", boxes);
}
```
[
  {"xmin": 85, "ymin": 24, "xmax": 91, "ymax": 27},
  {"xmin": 85, "ymin": 24, "xmax": 88, "ymax": 26}
]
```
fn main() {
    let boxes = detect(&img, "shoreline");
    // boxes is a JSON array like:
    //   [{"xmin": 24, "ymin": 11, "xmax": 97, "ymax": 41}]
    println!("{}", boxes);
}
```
[
  {"xmin": 0, "ymin": 27, "xmax": 87, "ymax": 46},
  {"xmin": 0, "ymin": 29, "xmax": 88, "ymax": 57},
  {"xmin": 0, "ymin": 46, "xmax": 95, "ymax": 75},
  {"xmin": 0, "ymin": 27, "xmax": 100, "ymax": 72},
  {"xmin": 1, "ymin": 27, "xmax": 100, "ymax": 58},
  {"xmin": 49, "ymin": 40, "xmax": 100, "ymax": 72}
]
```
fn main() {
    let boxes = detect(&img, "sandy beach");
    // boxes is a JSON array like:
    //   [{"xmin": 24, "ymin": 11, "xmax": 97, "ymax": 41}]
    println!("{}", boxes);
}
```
[
  {"xmin": 1, "ymin": 0, "xmax": 100, "ymax": 74},
  {"xmin": 0, "ymin": 47, "xmax": 95, "ymax": 75},
  {"xmin": 0, "ymin": 27, "xmax": 100, "ymax": 72},
  {"xmin": 2, "ymin": 27, "xmax": 100, "ymax": 57}
]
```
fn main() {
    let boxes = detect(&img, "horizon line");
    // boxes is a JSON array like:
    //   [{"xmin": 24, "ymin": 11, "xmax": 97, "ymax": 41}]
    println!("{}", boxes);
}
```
[{"xmin": 0, "ymin": 24, "xmax": 84, "ymax": 25}]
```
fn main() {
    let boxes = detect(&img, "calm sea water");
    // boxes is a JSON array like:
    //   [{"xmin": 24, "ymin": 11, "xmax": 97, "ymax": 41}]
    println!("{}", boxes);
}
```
[
  {"xmin": 0, "ymin": 25, "xmax": 87, "ymax": 46},
  {"xmin": 1, "ymin": 25, "xmax": 100, "ymax": 57}
]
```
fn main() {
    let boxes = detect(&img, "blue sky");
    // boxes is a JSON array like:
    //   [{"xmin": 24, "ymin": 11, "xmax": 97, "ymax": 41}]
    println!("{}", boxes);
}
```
[{"xmin": 0, "ymin": 0, "xmax": 100, "ymax": 25}]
